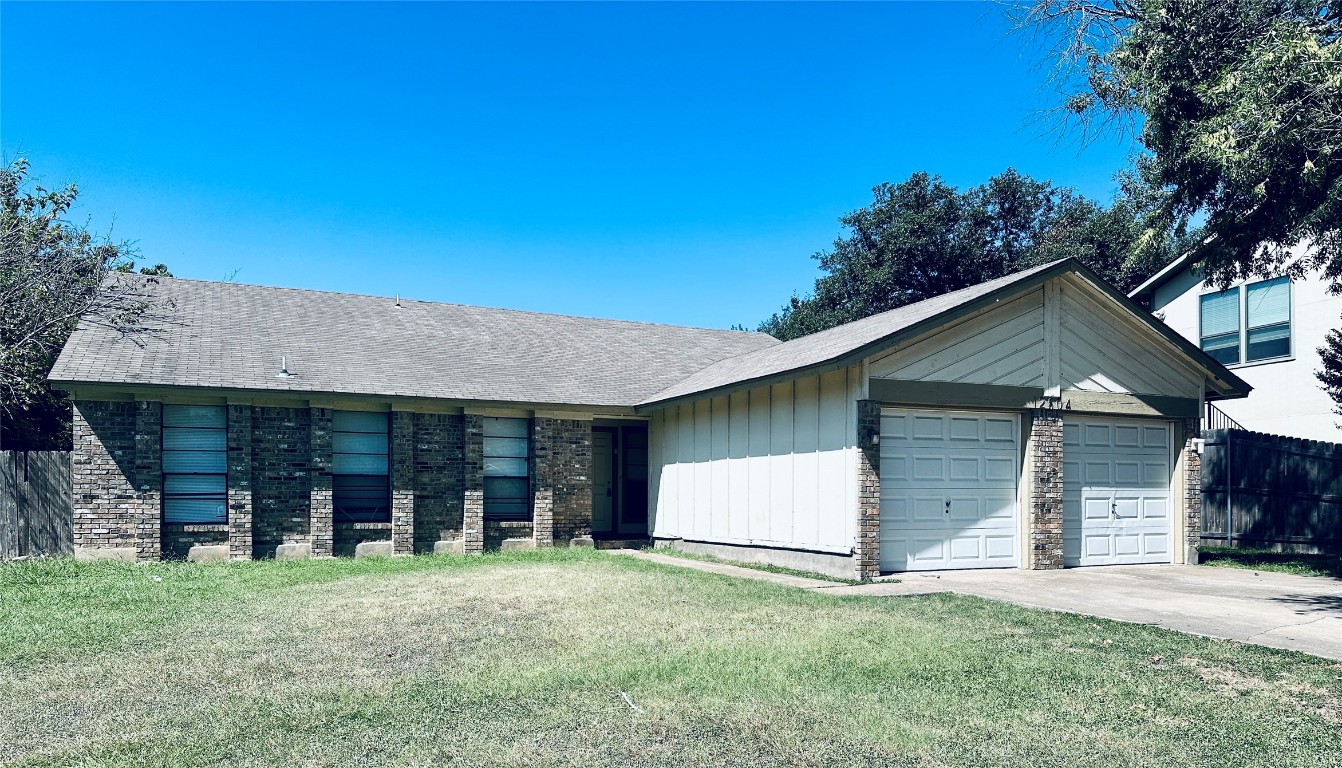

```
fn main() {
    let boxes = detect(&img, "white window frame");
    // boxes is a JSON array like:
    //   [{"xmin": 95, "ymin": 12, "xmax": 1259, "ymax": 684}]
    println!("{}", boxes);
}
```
[{"xmin": 1198, "ymin": 276, "xmax": 1293, "ymax": 368}]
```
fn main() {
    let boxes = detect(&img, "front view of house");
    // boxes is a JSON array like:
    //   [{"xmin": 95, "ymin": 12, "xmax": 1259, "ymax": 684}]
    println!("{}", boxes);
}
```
[{"xmin": 50, "ymin": 258, "xmax": 1248, "ymax": 579}]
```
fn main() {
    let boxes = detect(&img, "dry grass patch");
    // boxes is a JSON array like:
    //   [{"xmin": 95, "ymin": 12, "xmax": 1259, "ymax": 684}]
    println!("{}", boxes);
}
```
[{"xmin": 1, "ymin": 549, "xmax": 1339, "ymax": 767}]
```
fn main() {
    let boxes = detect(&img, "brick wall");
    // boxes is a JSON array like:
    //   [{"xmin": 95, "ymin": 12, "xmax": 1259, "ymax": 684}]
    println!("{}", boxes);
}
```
[
  {"xmin": 533, "ymin": 417, "xmax": 593, "ymax": 546},
  {"xmin": 1027, "ymin": 410, "xmax": 1065, "ymax": 570},
  {"xmin": 227, "ymin": 404, "xmax": 253, "ymax": 559},
  {"xmin": 391, "ymin": 411, "xmax": 415, "ymax": 555},
  {"xmin": 462, "ymin": 414, "xmax": 484, "ymax": 554},
  {"xmin": 854, "ymin": 400, "xmax": 880, "ymax": 581},
  {"xmin": 412, "ymin": 412, "xmax": 464, "ymax": 553},
  {"xmin": 1181, "ymin": 416, "xmax": 1202, "ymax": 565},
  {"xmin": 252, "ymin": 407, "xmax": 312, "ymax": 557},
  {"xmin": 309, "ymin": 408, "xmax": 334, "ymax": 556},
  {"xmin": 72, "ymin": 401, "xmax": 148, "ymax": 557}
]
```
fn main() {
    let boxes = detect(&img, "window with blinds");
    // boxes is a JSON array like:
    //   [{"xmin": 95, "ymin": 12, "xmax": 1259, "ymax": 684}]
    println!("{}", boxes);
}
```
[
  {"xmin": 1199, "ymin": 278, "xmax": 1292, "ymax": 366},
  {"xmin": 332, "ymin": 411, "xmax": 390, "ymax": 523},
  {"xmin": 162, "ymin": 405, "xmax": 228, "ymax": 524},
  {"xmin": 1199, "ymin": 289, "xmax": 1241, "ymax": 365},
  {"xmin": 483, "ymin": 417, "xmax": 531, "ymax": 521},
  {"xmin": 1245, "ymin": 277, "xmax": 1291, "ymax": 362}
]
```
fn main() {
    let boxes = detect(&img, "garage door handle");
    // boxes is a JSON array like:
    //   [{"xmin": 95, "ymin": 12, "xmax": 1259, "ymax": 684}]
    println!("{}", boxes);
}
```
[
  {"xmin": 1110, "ymin": 502, "xmax": 1118, "ymax": 518},
  {"xmin": 945, "ymin": 499, "xmax": 951, "ymax": 514}
]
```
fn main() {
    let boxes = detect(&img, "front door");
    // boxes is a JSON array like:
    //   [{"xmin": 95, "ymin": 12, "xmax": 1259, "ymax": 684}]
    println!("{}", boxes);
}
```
[{"xmin": 592, "ymin": 430, "xmax": 615, "ymax": 534}]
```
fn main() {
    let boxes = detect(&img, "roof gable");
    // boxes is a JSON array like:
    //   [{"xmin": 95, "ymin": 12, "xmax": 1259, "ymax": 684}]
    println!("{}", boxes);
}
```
[{"xmin": 638, "ymin": 258, "xmax": 1249, "ymax": 408}]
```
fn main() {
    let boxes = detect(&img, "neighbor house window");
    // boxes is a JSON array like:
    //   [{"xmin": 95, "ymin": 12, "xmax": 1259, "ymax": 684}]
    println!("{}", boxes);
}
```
[
  {"xmin": 162, "ymin": 405, "xmax": 228, "ymax": 524},
  {"xmin": 1199, "ymin": 288, "xmax": 1241, "ymax": 365},
  {"xmin": 1199, "ymin": 277, "xmax": 1292, "ymax": 366},
  {"xmin": 332, "ymin": 411, "xmax": 390, "ymax": 523},
  {"xmin": 1245, "ymin": 276, "xmax": 1291, "ymax": 362},
  {"xmin": 483, "ymin": 417, "xmax": 531, "ymax": 520}
]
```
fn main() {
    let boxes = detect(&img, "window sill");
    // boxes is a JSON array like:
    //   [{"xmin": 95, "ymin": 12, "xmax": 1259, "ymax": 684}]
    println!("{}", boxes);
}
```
[{"xmin": 1225, "ymin": 355, "xmax": 1294, "ymax": 370}]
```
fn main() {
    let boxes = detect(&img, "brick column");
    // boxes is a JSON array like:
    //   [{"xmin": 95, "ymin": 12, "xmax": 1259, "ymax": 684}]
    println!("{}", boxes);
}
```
[
  {"xmin": 309, "ymin": 407, "xmax": 334, "ymax": 556},
  {"xmin": 532, "ymin": 417, "xmax": 593, "ymax": 547},
  {"xmin": 133, "ymin": 401, "xmax": 163, "ymax": 561},
  {"xmin": 1026, "ymin": 409, "xmax": 1064, "ymax": 570},
  {"xmin": 391, "ymin": 410, "xmax": 415, "ymax": 555},
  {"xmin": 462, "ymin": 414, "xmax": 484, "ymax": 554},
  {"xmin": 227, "ymin": 404, "xmax": 253, "ymax": 560},
  {"xmin": 1181, "ymin": 416, "xmax": 1202, "ymax": 565},
  {"xmin": 854, "ymin": 400, "xmax": 881, "ymax": 581}
]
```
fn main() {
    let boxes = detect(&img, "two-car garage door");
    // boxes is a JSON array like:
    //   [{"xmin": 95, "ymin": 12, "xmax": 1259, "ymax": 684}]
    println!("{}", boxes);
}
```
[{"xmin": 879, "ymin": 407, "xmax": 1174, "ymax": 572}]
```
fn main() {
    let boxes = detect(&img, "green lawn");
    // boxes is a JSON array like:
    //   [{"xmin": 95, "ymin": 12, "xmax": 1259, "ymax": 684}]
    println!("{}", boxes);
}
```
[
  {"xmin": 1, "ymin": 550, "xmax": 1339, "ymax": 767},
  {"xmin": 1199, "ymin": 545, "xmax": 1342, "ymax": 578}
]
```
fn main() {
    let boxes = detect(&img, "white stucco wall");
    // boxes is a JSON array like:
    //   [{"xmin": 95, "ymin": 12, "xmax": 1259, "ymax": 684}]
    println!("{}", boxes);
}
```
[
  {"xmin": 1150, "ymin": 259, "xmax": 1342, "ymax": 442},
  {"xmin": 647, "ymin": 367, "xmax": 860, "ymax": 554}
]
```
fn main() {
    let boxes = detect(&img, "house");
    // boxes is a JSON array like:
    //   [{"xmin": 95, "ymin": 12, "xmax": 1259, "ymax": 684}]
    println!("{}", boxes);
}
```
[
  {"xmin": 1130, "ymin": 243, "xmax": 1342, "ymax": 442},
  {"xmin": 50, "ymin": 258, "xmax": 1248, "ymax": 579}
]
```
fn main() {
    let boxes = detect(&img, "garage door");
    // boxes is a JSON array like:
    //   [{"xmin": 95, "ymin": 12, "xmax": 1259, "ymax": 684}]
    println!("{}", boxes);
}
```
[
  {"xmin": 1062, "ymin": 417, "xmax": 1172, "ymax": 566},
  {"xmin": 879, "ymin": 409, "xmax": 1019, "ymax": 572}
]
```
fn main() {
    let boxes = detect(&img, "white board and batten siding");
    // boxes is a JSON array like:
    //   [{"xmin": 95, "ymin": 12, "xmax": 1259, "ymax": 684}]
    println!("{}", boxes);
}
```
[{"xmin": 648, "ymin": 367, "xmax": 860, "ymax": 554}]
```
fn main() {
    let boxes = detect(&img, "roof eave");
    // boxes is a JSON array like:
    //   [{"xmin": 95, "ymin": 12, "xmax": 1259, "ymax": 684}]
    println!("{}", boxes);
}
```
[{"xmin": 634, "ymin": 258, "xmax": 1083, "ymax": 412}]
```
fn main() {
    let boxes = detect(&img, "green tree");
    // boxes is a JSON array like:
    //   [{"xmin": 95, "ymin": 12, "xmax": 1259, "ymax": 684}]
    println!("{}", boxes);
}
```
[
  {"xmin": 0, "ymin": 158, "xmax": 165, "ymax": 449},
  {"xmin": 759, "ymin": 169, "xmax": 1176, "ymax": 341},
  {"xmin": 1019, "ymin": 0, "xmax": 1342, "ymax": 410}
]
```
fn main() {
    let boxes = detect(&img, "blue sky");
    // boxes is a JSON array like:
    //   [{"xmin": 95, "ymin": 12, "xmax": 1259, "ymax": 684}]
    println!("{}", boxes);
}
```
[{"xmin": 1, "ymin": 2, "xmax": 1135, "ymax": 330}]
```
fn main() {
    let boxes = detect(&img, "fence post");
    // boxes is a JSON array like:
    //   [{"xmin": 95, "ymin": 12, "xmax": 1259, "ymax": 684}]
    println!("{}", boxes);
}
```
[{"xmin": 1225, "ymin": 431, "xmax": 1233, "ymax": 546}]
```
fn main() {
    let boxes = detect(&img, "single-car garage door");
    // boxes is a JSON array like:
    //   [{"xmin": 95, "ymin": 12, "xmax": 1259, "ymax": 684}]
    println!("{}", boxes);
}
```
[
  {"xmin": 1062, "ymin": 417, "xmax": 1173, "ymax": 566},
  {"xmin": 879, "ymin": 408, "xmax": 1019, "ymax": 572}
]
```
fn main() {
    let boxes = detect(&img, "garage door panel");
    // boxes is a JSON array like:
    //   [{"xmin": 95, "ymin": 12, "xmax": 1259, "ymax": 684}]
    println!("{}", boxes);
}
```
[
  {"xmin": 880, "ymin": 408, "xmax": 1020, "ymax": 572},
  {"xmin": 1063, "ymin": 416, "xmax": 1173, "ymax": 567}
]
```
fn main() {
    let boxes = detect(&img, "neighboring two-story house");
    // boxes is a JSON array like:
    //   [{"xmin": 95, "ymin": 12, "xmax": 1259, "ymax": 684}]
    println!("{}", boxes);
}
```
[{"xmin": 1130, "ymin": 245, "xmax": 1342, "ymax": 443}]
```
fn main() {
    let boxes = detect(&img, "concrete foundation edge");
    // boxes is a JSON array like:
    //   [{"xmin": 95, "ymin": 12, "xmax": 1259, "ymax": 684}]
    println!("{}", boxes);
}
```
[{"xmin": 654, "ymin": 538, "xmax": 856, "ymax": 580}]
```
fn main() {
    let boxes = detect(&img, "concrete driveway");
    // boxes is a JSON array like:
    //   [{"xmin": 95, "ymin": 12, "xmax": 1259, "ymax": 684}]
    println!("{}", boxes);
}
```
[{"xmin": 828, "ymin": 565, "xmax": 1342, "ymax": 660}]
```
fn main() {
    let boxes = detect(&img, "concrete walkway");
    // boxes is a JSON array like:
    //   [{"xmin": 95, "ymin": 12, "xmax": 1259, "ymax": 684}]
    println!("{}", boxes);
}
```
[{"xmin": 620, "ymin": 550, "xmax": 1342, "ymax": 660}]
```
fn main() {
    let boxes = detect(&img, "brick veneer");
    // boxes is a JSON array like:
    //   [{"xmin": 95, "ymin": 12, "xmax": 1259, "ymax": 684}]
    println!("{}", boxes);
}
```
[
  {"xmin": 71, "ymin": 400, "xmax": 605, "ymax": 561},
  {"xmin": 251, "ymin": 407, "xmax": 312, "ymax": 557},
  {"xmin": 391, "ymin": 411, "xmax": 415, "ymax": 555},
  {"xmin": 1027, "ymin": 409, "xmax": 1065, "ymax": 570},
  {"xmin": 854, "ymin": 400, "xmax": 881, "ymax": 581},
  {"xmin": 1181, "ymin": 416, "xmax": 1202, "ymax": 565},
  {"xmin": 462, "ymin": 414, "xmax": 485, "ymax": 554},
  {"xmin": 227, "ymin": 404, "xmax": 254, "ymax": 559},
  {"xmin": 72, "ymin": 401, "xmax": 152, "ymax": 557},
  {"xmin": 308, "ymin": 408, "xmax": 334, "ymax": 556},
  {"xmin": 533, "ymin": 417, "xmax": 593, "ymax": 546},
  {"xmin": 413, "ymin": 413, "xmax": 465, "ymax": 553}
]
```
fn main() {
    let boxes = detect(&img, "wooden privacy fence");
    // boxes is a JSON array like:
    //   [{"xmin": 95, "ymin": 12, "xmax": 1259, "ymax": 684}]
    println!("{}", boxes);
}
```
[
  {"xmin": 1201, "ymin": 429, "xmax": 1342, "ymax": 553},
  {"xmin": 0, "ymin": 451, "xmax": 72, "ymax": 559}
]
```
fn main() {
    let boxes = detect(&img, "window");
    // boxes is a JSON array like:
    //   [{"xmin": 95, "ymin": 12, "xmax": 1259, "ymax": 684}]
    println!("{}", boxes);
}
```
[
  {"xmin": 483, "ymin": 417, "xmax": 531, "ymax": 520},
  {"xmin": 1199, "ymin": 277, "xmax": 1292, "ymax": 366},
  {"xmin": 332, "ymin": 411, "xmax": 390, "ymax": 523},
  {"xmin": 1245, "ymin": 276, "xmax": 1291, "ymax": 362},
  {"xmin": 1200, "ymin": 289, "xmax": 1241, "ymax": 365},
  {"xmin": 162, "ymin": 405, "xmax": 228, "ymax": 524}
]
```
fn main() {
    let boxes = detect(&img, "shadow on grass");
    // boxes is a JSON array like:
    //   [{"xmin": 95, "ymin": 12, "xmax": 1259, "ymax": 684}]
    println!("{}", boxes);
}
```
[{"xmin": 1199, "ymin": 546, "xmax": 1342, "ymax": 579}]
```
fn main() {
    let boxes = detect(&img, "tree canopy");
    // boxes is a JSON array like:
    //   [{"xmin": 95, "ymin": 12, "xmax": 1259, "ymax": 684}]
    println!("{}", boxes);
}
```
[
  {"xmin": 758, "ymin": 169, "xmax": 1180, "ymax": 340},
  {"xmin": 0, "ymin": 158, "xmax": 165, "ymax": 449},
  {"xmin": 1020, "ymin": 0, "xmax": 1342, "ymax": 414}
]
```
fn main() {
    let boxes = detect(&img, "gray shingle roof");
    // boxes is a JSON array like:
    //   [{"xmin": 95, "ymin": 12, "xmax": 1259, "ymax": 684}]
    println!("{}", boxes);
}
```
[
  {"xmin": 637, "ymin": 260, "xmax": 1073, "ymax": 406},
  {"xmin": 48, "ymin": 275, "xmax": 779, "ymax": 408}
]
